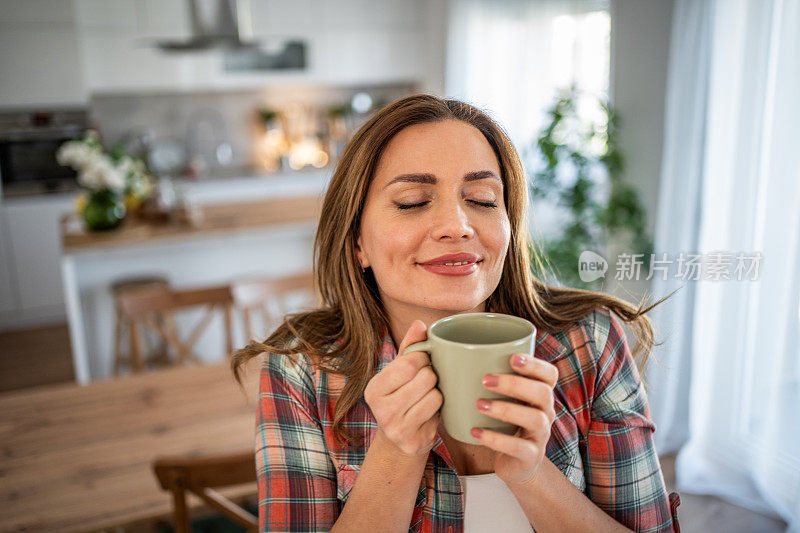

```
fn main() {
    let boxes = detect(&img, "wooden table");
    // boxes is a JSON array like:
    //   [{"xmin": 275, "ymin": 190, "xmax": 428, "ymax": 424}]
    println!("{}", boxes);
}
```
[{"xmin": 0, "ymin": 361, "xmax": 261, "ymax": 532}]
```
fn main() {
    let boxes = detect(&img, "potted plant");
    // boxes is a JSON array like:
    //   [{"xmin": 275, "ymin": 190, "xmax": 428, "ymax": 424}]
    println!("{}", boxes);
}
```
[
  {"xmin": 526, "ymin": 86, "xmax": 652, "ymax": 289},
  {"xmin": 57, "ymin": 130, "xmax": 153, "ymax": 231}
]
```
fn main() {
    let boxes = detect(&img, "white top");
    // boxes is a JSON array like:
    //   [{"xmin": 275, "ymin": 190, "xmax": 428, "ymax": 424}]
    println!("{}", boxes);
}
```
[{"xmin": 458, "ymin": 473, "xmax": 534, "ymax": 532}]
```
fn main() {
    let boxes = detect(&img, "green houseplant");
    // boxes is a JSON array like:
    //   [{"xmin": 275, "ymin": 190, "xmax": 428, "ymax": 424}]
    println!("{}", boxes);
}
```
[{"xmin": 526, "ymin": 86, "xmax": 652, "ymax": 289}]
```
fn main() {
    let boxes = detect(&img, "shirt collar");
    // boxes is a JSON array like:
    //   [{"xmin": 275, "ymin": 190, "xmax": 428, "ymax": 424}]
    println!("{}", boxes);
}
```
[{"xmin": 534, "ymin": 329, "xmax": 570, "ymax": 363}]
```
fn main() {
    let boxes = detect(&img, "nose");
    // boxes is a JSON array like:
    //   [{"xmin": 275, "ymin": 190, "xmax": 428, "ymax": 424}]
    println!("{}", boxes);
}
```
[{"xmin": 431, "ymin": 198, "xmax": 476, "ymax": 241}]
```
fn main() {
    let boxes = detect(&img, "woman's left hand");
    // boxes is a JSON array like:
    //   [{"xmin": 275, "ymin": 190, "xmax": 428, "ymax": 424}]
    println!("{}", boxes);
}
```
[{"xmin": 471, "ymin": 353, "xmax": 559, "ymax": 487}]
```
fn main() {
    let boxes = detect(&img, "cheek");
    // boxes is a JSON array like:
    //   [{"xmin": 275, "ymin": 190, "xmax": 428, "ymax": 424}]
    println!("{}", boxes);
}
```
[
  {"xmin": 484, "ymin": 214, "xmax": 511, "ymax": 258},
  {"xmin": 364, "ymin": 220, "xmax": 422, "ymax": 266}
]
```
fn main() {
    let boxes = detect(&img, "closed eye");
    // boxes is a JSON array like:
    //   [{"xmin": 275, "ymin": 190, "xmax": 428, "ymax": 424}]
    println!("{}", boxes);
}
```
[
  {"xmin": 394, "ymin": 201, "xmax": 428, "ymax": 210},
  {"xmin": 469, "ymin": 200, "xmax": 498, "ymax": 208},
  {"xmin": 394, "ymin": 200, "xmax": 497, "ymax": 210}
]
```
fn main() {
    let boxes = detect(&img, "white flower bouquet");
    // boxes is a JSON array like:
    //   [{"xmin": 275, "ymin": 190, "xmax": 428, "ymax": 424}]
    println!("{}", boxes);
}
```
[{"xmin": 57, "ymin": 130, "xmax": 154, "ymax": 230}]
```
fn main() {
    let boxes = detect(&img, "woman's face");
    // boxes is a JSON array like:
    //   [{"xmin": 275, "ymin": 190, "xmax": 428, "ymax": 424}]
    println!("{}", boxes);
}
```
[{"xmin": 355, "ymin": 119, "xmax": 511, "ymax": 321}]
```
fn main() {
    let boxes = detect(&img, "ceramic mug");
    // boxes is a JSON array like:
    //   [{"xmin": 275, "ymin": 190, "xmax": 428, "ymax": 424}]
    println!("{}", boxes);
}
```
[{"xmin": 402, "ymin": 312, "xmax": 536, "ymax": 444}]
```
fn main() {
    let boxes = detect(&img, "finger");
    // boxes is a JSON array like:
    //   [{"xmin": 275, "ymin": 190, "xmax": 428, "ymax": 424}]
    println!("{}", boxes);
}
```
[
  {"xmin": 509, "ymin": 354, "xmax": 558, "ymax": 386},
  {"xmin": 397, "ymin": 320, "xmax": 429, "ymax": 356},
  {"xmin": 405, "ymin": 386, "xmax": 443, "ymax": 425},
  {"xmin": 470, "ymin": 426, "xmax": 540, "ymax": 461},
  {"xmin": 476, "ymin": 400, "xmax": 552, "ymax": 442},
  {"xmin": 375, "ymin": 350, "xmax": 431, "ymax": 397},
  {"xmin": 420, "ymin": 412, "xmax": 441, "ymax": 440},
  {"xmin": 393, "ymin": 364, "xmax": 438, "ymax": 410},
  {"xmin": 374, "ymin": 321, "xmax": 430, "ymax": 395},
  {"xmin": 482, "ymin": 374, "xmax": 554, "ymax": 415}
]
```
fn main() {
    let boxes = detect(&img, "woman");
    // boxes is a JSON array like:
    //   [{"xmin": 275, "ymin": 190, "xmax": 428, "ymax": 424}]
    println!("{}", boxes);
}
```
[{"xmin": 232, "ymin": 94, "xmax": 680, "ymax": 532}]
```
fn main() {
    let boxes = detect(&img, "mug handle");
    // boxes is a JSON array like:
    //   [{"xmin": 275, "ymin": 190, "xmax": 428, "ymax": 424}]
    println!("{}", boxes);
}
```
[{"xmin": 401, "ymin": 341, "xmax": 432, "ymax": 355}]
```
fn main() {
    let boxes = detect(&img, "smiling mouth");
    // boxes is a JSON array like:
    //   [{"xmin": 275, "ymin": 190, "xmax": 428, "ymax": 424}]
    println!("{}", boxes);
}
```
[
  {"xmin": 416, "ymin": 259, "xmax": 483, "ymax": 276},
  {"xmin": 417, "ymin": 259, "xmax": 483, "ymax": 265},
  {"xmin": 431, "ymin": 261, "xmax": 480, "ymax": 266}
]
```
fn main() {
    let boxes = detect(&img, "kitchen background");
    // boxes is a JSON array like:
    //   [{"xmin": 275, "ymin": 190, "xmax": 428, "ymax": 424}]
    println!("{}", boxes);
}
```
[
  {"xmin": 1, "ymin": 0, "xmax": 797, "ymax": 532},
  {"xmin": 0, "ymin": 0, "xmax": 664, "ymax": 336}
]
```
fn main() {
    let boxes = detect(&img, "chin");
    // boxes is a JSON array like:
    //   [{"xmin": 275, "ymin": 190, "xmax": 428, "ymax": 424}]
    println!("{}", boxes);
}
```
[{"xmin": 425, "ymin": 296, "xmax": 486, "ymax": 314}]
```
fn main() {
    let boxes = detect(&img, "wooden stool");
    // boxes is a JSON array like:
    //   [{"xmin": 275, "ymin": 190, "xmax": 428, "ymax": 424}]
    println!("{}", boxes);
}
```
[{"xmin": 111, "ymin": 276, "xmax": 170, "ymax": 375}]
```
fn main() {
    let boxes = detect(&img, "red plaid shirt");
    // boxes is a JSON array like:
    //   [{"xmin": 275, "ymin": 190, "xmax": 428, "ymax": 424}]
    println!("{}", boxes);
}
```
[{"xmin": 255, "ymin": 308, "xmax": 680, "ymax": 531}]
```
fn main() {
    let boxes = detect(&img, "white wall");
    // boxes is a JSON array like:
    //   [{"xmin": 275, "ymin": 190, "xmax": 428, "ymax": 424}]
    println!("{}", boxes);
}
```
[
  {"xmin": 0, "ymin": 1, "xmax": 87, "ymax": 107},
  {"xmin": 0, "ymin": 0, "xmax": 448, "ymax": 107},
  {"xmin": 608, "ymin": 0, "xmax": 674, "ymax": 303},
  {"xmin": 420, "ymin": 0, "xmax": 449, "ymax": 96}
]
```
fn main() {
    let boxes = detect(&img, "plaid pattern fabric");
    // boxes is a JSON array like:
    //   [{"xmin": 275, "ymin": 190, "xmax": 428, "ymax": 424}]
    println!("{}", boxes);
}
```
[{"xmin": 255, "ymin": 308, "xmax": 679, "ymax": 532}]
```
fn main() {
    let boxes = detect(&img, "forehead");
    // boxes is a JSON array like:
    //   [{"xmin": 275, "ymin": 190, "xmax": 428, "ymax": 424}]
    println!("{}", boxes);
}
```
[{"xmin": 374, "ymin": 120, "xmax": 501, "ymax": 182}]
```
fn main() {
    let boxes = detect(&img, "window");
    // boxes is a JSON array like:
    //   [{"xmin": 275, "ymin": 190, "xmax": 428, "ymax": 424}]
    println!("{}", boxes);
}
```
[{"xmin": 446, "ymin": 0, "xmax": 611, "ymax": 150}]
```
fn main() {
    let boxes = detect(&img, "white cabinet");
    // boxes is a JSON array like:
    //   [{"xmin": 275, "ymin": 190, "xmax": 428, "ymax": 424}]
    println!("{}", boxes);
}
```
[
  {"xmin": 0, "ymin": 0, "xmax": 76, "ymax": 25},
  {"xmin": 251, "ymin": 0, "xmax": 427, "ymax": 85},
  {"xmin": 0, "ymin": 0, "xmax": 438, "ymax": 100},
  {"xmin": 0, "ymin": 0, "xmax": 87, "ymax": 106},
  {"xmin": 317, "ymin": 0, "xmax": 425, "ymax": 31},
  {"xmin": 0, "ymin": 208, "xmax": 18, "ymax": 315},
  {"xmin": 73, "ymin": 0, "xmax": 139, "ymax": 30},
  {"xmin": 250, "ymin": 0, "xmax": 319, "ymax": 35},
  {"xmin": 314, "ymin": 30, "xmax": 423, "ymax": 85},
  {"xmin": 74, "ymin": 0, "xmax": 430, "ymax": 92},
  {"xmin": 0, "ymin": 194, "xmax": 77, "ymax": 328},
  {"xmin": 74, "ymin": 0, "xmax": 189, "ymax": 35},
  {"xmin": 75, "ymin": 0, "xmax": 206, "ymax": 92},
  {"xmin": 75, "ymin": 0, "xmax": 233, "ymax": 93},
  {"xmin": 312, "ymin": 0, "xmax": 443, "ymax": 90},
  {"xmin": 140, "ymin": 0, "xmax": 191, "ymax": 36}
]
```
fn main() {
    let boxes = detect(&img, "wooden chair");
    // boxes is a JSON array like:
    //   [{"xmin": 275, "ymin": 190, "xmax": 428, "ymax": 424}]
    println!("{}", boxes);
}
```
[
  {"xmin": 116, "ymin": 284, "xmax": 234, "ymax": 373},
  {"xmin": 153, "ymin": 451, "xmax": 257, "ymax": 533},
  {"xmin": 231, "ymin": 272, "xmax": 316, "ymax": 343},
  {"xmin": 111, "ymin": 276, "xmax": 171, "ymax": 376}
]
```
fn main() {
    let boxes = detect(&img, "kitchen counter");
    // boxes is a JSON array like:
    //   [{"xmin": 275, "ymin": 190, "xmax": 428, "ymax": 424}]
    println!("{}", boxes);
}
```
[
  {"xmin": 60, "ymin": 195, "xmax": 323, "ymax": 253},
  {"xmin": 59, "ymin": 171, "xmax": 331, "ymax": 384},
  {"xmin": 0, "ymin": 167, "xmax": 331, "ymax": 332}
]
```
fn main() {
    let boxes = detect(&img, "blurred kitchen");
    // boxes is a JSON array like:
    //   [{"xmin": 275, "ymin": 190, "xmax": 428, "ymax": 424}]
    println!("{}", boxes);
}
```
[{"xmin": 1, "ymin": 0, "xmax": 798, "ymax": 532}]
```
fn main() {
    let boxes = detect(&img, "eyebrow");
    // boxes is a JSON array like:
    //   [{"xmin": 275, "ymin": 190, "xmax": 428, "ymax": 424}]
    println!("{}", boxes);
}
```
[{"xmin": 383, "ymin": 170, "xmax": 501, "ymax": 189}]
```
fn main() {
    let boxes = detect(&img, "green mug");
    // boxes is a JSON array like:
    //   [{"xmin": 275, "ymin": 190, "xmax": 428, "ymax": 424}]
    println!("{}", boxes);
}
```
[{"xmin": 402, "ymin": 312, "xmax": 536, "ymax": 444}]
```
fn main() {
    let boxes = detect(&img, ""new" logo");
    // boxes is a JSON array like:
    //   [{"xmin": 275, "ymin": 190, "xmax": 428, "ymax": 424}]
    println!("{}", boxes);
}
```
[{"xmin": 578, "ymin": 251, "xmax": 608, "ymax": 282}]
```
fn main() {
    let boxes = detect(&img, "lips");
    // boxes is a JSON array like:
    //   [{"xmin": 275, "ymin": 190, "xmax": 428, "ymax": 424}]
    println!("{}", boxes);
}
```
[
  {"xmin": 418, "ymin": 253, "xmax": 482, "ymax": 276},
  {"xmin": 418, "ymin": 252, "xmax": 481, "ymax": 266}
]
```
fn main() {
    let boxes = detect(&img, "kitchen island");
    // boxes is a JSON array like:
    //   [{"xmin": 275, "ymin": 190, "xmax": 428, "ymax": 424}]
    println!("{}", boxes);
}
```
[{"xmin": 61, "ymin": 170, "xmax": 329, "ymax": 383}]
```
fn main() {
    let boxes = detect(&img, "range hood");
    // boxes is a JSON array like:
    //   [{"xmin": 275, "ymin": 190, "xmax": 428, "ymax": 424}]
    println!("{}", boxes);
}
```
[{"xmin": 157, "ymin": 0, "xmax": 259, "ymax": 52}]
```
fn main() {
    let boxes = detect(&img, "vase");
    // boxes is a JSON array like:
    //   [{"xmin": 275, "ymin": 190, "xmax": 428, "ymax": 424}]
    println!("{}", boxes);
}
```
[{"xmin": 83, "ymin": 190, "xmax": 127, "ymax": 231}]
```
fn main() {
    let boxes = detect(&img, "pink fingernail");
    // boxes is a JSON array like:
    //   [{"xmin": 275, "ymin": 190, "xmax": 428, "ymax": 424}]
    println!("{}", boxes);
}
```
[
  {"xmin": 476, "ymin": 399, "xmax": 491, "ymax": 411},
  {"xmin": 482, "ymin": 374, "xmax": 499, "ymax": 387},
  {"xmin": 512, "ymin": 354, "xmax": 527, "ymax": 367},
  {"xmin": 471, "ymin": 428, "xmax": 483, "ymax": 439}
]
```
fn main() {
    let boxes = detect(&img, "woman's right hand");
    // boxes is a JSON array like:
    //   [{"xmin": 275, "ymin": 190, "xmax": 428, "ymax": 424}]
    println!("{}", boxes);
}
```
[{"xmin": 364, "ymin": 320, "xmax": 443, "ymax": 457}]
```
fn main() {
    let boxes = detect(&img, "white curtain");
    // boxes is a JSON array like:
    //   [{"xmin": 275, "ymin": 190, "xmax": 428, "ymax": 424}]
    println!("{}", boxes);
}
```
[
  {"xmin": 647, "ymin": 0, "xmax": 800, "ymax": 529},
  {"xmin": 646, "ymin": 0, "xmax": 713, "ymax": 460},
  {"xmin": 445, "ymin": 0, "xmax": 610, "ymax": 148}
]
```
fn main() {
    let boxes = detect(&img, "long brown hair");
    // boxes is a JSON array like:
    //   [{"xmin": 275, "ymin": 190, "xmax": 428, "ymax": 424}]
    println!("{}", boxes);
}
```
[{"xmin": 231, "ymin": 94, "xmax": 671, "ymax": 447}]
